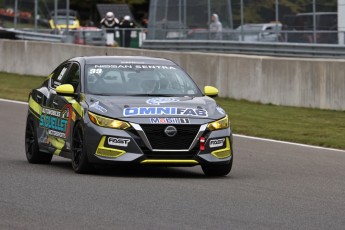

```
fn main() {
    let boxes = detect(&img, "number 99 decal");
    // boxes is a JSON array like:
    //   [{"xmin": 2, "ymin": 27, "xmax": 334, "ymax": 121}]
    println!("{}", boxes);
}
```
[{"xmin": 89, "ymin": 68, "xmax": 103, "ymax": 75}]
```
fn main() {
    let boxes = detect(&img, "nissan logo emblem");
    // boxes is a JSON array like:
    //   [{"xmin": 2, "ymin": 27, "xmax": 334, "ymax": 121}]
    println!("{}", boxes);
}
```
[{"xmin": 164, "ymin": 126, "xmax": 177, "ymax": 137}]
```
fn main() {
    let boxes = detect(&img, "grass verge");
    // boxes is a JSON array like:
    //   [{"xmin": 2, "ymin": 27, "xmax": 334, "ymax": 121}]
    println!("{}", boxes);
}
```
[
  {"xmin": 217, "ymin": 98, "xmax": 345, "ymax": 150},
  {"xmin": 1, "ymin": 72, "xmax": 344, "ymax": 150},
  {"xmin": 0, "ymin": 72, "xmax": 45, "ymax": 101}
]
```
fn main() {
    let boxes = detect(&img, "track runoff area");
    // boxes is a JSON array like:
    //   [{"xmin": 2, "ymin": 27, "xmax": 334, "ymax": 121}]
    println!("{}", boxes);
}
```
[{"xmin": 1, "ymin": 98, "xmax": 344, "ymax": 154}]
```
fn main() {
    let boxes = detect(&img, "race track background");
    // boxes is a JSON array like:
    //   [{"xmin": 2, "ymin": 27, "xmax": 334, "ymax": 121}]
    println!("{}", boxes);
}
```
[{"xmin": 1, "ymin": 100, "xmax": 345, "ymax": 229}]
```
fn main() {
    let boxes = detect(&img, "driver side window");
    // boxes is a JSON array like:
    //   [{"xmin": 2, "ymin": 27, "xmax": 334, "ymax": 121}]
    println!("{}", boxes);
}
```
[
  {"xmin": 51, "ymin": 63, "xmax": 70, "ymax": 89},
  {"xmin": 63, "ymin": 63, "xmax": 80, "ymax": 92}
]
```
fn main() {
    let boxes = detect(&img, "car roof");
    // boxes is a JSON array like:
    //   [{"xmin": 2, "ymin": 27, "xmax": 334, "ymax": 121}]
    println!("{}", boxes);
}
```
[
  {"xmin": 70, "ymin": 56, "xmax": 176, "ymax": 65},
  {"xmin": 236, "ymin": 23, "xmax": 281, "ymax": 30}
]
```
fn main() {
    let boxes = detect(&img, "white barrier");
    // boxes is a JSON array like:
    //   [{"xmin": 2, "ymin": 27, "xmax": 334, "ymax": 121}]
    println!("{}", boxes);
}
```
[{"xmin": 0, "ymin": 39, "xmax": 344, "ymax": 110}]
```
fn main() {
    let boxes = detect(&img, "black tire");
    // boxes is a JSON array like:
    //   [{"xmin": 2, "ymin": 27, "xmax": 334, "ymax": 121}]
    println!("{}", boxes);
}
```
[
  {"xmin": 25, "ymin": 115, "xmax": 53, "ymax": 164},
  {"xmin": 71, "ymin": 122, "xmax": 93, "ymax": 173},
  {"xmin": 201, "ymin": 158, "xmax": 233, "ymax": 177}
]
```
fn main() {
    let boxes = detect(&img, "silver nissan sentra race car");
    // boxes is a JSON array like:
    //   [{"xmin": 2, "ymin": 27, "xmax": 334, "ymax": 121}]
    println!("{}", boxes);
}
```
[{"xmin": 25, "ymin": 56, "xmax": 233, "ymax": 176}]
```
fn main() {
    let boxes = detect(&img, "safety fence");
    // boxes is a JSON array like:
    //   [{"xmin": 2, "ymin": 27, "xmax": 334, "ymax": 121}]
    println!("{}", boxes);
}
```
[
  {"xmin": 1, "ymin": 39, "xmax": 344, "ymax": 111},
  {"xmin": 0, "ymin": 28, "xmax": 146, "ymax": 48},
  {"xmin": 142, "ymin": 39, "xmax": 345, "ymax": 58}
]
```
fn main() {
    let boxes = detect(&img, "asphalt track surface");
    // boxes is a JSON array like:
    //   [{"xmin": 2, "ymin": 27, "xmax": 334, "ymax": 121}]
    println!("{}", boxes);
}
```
[{"xmin": 1, "ymin": 99, "xmax": 345, "ymax": 230}]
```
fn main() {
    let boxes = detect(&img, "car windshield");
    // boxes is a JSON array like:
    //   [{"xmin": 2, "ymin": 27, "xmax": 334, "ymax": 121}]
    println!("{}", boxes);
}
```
[
  {"xmin": 54, "ymin": 17, "xmax": 77, "ymax": 25},
  {"xmin": 84, "ymin": 64, "xmax": 203, "ymax": 96}
]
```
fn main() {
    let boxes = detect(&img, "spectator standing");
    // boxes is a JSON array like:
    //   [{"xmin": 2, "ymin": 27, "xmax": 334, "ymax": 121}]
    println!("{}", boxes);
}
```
[
  {"xmin": 209, "ymin": 13, "xmax": 222, "ymax": 40},
  {"xmin": 119, "ymin": 15, "xmax": 135, "ymax": 47},
  {"xmin": 100, "ymin": 12, "xmax": 119, "ymax": 46}
]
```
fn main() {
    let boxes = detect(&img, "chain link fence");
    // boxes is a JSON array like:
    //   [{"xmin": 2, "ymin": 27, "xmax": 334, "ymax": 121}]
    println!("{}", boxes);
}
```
[
  {"xmin": 147, "ymin": 0, "xmax": 341, "ymax": 45},
  {"xmin": 1, "ymin": 0, "xmax": 342, "ymax": 46},
  {"xmin": 0, "ymin": 0, "xmax": 147, "ymax": 48}
]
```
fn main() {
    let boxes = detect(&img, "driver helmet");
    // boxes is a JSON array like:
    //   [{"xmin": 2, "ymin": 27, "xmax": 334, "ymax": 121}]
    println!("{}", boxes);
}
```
[
  {"xmin": 124, "ymin": 15, "xmax": 131, "ymax": 21},
  {"xmin": 106, "ymin": 12, "xmax": 115, "ymax": 21}
]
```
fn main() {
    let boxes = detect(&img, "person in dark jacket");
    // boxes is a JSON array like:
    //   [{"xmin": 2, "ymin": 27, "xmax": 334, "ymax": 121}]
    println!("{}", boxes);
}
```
[
  {"xmin": 119, "ymin": 15, "xmax": 135, "ymax": 47},
  {"xmin": 100, "ymin": 12, "xmax": 119, "ymax": 46}
]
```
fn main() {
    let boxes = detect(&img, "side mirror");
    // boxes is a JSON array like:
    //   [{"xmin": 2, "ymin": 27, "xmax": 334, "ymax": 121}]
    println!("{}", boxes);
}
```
[
  {"xmin": 204, "ymin": 86, "xmax": 219, "ymax": 97},
  {"xmin": 56, "ymin": 84, "xmax": 75, "ymax": 96}
]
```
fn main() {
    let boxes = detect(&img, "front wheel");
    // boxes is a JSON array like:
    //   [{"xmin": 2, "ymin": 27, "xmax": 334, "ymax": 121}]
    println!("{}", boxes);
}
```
[
  {"xmin": 201, "ymin": 158, "xmax": 233, "ymax": 177},
  {"xmin": 71, "ymin": 122, "xmax": 93, "ymax": 173},
  {"xmin": 25, "ymin": 115, "xmax": 53, "ymax": 164}
]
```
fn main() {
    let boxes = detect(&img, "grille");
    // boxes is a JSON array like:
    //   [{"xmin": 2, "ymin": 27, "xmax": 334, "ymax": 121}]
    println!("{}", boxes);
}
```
[{"xmin": 140, "ymin": 124, "xmax": 200, "ymax": 150}]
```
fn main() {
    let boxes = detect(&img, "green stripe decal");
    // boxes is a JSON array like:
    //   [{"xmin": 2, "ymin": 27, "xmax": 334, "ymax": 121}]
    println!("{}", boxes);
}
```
[
  {"xmin": 29, "ymin": 96, "xmax": 42, "ymax": 116},
  {"xmin": 72, "ymin": 102, "xmax": 84, "ymax": 118},
  {"xmin": 65, "ymin": 97, "xmax": 84, "ymax": 118},
  {"xmin": 54, "ymin": 149, "xmax": 62, "ymax": 156},
  {"xmin": 49, "ymin": 137, "xmax": 65, "ymax": 150}
]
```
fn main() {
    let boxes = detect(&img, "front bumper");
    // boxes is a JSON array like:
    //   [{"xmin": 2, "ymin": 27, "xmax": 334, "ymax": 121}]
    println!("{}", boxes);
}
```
[{"xmin": 84, "ymin": 121, "xmax": 233, "ymax": 166}]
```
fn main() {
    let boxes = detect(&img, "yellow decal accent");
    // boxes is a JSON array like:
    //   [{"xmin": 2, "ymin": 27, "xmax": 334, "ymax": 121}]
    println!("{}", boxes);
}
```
[
  {"xmin": 211, "ymin": 138, "xmax": 232, "ymax": 159},
  {"xmin": 72, "ymin": 111, "xmax": 76, "ymax": 122},
  {"xmin": 29, "ymin": 96, "xmax": 42, "ymax": 117},
  {"xmin": 95, "ymin": 136, "xmax": 126, "ymax": 158},
  {"xmin": 65, "ymin": 97, "xmax": 84, "ymax": 118},
  {"xmin": 54, "ymin": 149, "xmax": 62, "ymax": 156},
  {"xmin": 48, "ymin": 136, "xmax": 65, "ymax": 150},
  {"xmin": 46, "ymin": 73, "xmax": 53, "ymax": 80},
  {"xmin": 140, "ymin": 159, "xmax": 199, "ymax": 164},
  {"xmin": 72, "ymin": 102, "xmax": 84, "ymax": 118}
]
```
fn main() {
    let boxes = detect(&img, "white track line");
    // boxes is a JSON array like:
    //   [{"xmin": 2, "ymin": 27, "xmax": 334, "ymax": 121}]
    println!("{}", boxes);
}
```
[
  {"xmin": 1, "ymin": 98, "xmax": 344, "ymax": 153},
  {"xmin": 0, "ymin": 98, "xmax": 28, "ymax": 105},
  {"xmin": 234, "ymin": 134, "xmax": 345, "ymax": 153}
]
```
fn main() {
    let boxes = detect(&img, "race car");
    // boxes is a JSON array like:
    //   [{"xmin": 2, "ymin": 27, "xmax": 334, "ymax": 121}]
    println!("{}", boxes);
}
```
[{"xmin": 25, "ymin": 56, "xmax": 233, "ymax": 176}]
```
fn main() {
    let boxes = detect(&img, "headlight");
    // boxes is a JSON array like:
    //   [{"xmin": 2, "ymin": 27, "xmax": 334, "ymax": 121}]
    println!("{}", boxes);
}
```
[
  {"xmin": 88, "ymin": 112, "xmax": 130, "ymax": 129},
  {"xmin": 207, "ymin": 115, "xmax": 229, "ymax": 131}
]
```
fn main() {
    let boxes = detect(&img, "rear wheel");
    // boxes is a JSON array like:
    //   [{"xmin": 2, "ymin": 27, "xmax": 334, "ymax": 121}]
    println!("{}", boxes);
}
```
[
  {"xmin": 25, "ymin": 115, "xmax": 53, "ymax": 164},
  {"xmin": 72, "ymin": 122, "xmax": 93, "ymax": 173},
  {"xmin": 201, "ymin": 158, "xmax": 233, "ymax": 177}
]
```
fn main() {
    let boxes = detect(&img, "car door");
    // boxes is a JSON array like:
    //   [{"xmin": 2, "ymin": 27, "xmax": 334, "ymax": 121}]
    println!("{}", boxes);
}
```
[{"xmin": 44, "ymin": 62, "xmax": 81, "ymax": 155}]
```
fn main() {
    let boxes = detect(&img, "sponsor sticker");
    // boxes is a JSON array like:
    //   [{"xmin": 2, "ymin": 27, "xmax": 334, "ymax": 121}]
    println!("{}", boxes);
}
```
[
  {"xmin": 216, "ymin": 106, "xmax": 226, "ymax": 115},
  {"xmin": 108, "ymin": 137, "xmax": 130, "ymax": 147},
  {"xmin": 39, "ymin": 106, "xmax": 71, "ymax": 139},
  {"xmin": 48, "ymin": 130, "xmax": 66, "ymax": 139},
  {"xmin": 89, "ymin": 68, "xmax": 103, "ymax": 74},
  {"xmin": 150, "ymin": 118, "xmax": 190, "ymax": 124},
  {"xmin": 90, "ymin": 101, "xmax": 107, "ymax": 113},
  {"xmin": 94, "ymin": 65, "xmax": 176, "ymax": 70},
  {"xmin": 57, "ymin": 67, "xmax": 67, "ymax": 81},
  {"xmin": 146, "ymin": 97, "xmax": 179, "ymax": 105},
  {"xmin": 123, "ymin": 107, "xmax": 208, "ymax": 117},
  {"xmin": 209, "ymin": 138, "xmax": 225, "ymax": 148}
]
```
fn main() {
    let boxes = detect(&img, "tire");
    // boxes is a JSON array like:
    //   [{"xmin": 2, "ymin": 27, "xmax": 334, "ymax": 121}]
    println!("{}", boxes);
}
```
[
  {"xmin": 71, "ymin": 122, "xmax": 93, "ymax": 173},
  {"xmin": 25, "ymin": 115, "xmax": 53, "ymax": 164},
  {"xmin": 201, "ymin": 157, "xmax": 233, "ymax": 177}
]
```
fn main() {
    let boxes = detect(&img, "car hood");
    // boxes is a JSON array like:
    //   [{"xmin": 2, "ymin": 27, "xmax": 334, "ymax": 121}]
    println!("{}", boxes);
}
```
[{"xmin": 85, "ymin": 95, "xmax": 226, "ymax": 122}]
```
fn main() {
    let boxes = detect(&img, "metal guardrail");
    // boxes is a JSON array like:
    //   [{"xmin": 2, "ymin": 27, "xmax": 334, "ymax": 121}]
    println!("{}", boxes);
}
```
[
  {"xmin": 0, "ymin": 28, "xmax": 145, "ymax": 47},
  {"xmin": 0, "ymin": 28, "xmax": 64, "ymax": 43},
  {"xmin": 13, "ymin": 29, "xmax": 64, "ymax": 42},
  {"xmin": 142, "ymin": 39, "xmax": 345, "ymax": 58}
]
